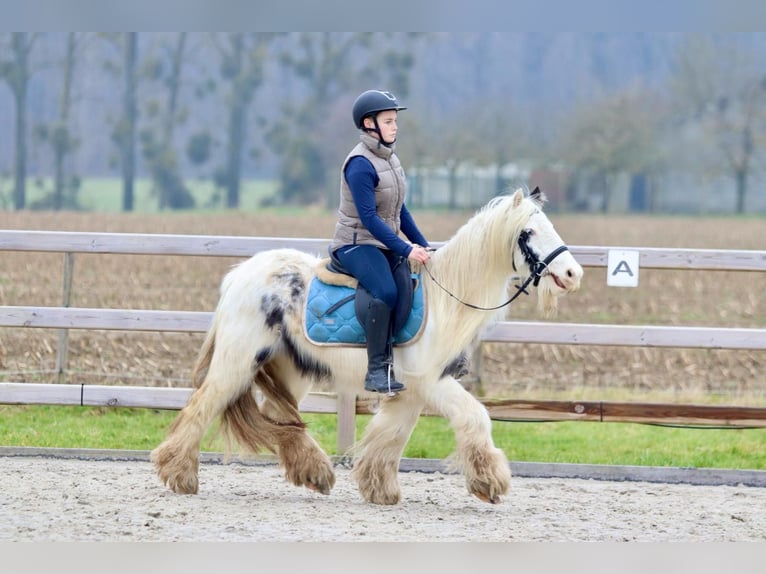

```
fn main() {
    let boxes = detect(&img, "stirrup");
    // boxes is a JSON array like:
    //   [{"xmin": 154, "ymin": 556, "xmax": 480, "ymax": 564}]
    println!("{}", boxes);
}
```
[{"xmin": 364, "ymin": 364, "xmax": 405, "ymax": 396}]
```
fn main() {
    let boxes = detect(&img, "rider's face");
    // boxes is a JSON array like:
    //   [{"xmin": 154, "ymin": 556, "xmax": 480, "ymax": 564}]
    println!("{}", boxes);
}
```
[{"xmin": 365, "ymin": 110, "xmax": 398, "ymax": 144}]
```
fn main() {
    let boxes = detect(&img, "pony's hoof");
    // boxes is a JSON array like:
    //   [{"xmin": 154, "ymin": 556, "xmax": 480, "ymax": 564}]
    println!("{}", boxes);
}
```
[
  {"xmin": 473, "ymin": 491, "xmax": 501, "ymax": 504},
  {"xmin": 365, "ymin": 490, "xmax": 401, "ymax": 505},
  {"xmin": 151, "ymin": 444, "xmax": 200, "ymax": 494},
  {"xmin": 166, "ymin": 474, "xmax": 199, "ymax": 495},
  {"xmin": 306, "ymin": 481, "xmax": 332, "ymax": 496},
  {"xmin": 156, "ymin": 463, "xmax": 199, "ymax": 494},
  {"xmin": 468, "ymin": 478, "xmax": 507, "ymax": 504},
  {"xmin": 284, "ymin": 460, "xmax": 336, "ymax": 495},
  {"xmin": 293, "ymin": 469, "xmax": 335, "ymax": 495}
]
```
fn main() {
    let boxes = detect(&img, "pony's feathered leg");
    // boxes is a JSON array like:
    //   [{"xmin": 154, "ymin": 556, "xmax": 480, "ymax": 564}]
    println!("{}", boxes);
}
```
[
  {"xmin": 151, "ymin": 311, "xmax": 279, "ymax": 495},
  {"xmin": 255, "ymin": 357, "xmax": 336, "ymax": 495},
  {"xmin": 422, "ymin": 375, "xmax": 511, "ymax": 504},
  {"xmin": 352, "ymin": 390, "xmax": 424, "ymax": 505}
]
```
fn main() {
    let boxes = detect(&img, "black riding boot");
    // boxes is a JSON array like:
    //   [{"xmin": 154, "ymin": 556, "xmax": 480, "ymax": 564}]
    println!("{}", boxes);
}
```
[{"xmin": 363, "ymin": 298, "xmax": 405, "ymax": 394}]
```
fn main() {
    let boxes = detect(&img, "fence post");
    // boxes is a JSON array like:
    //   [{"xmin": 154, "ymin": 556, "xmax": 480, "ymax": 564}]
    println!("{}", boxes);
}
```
[
  {"xmin": 336, "ymin": 391, "xmax": 357, "ymax": 454},
  {"xmin": 56, "ymin": 252, "xmax": 74, "ymax": 384}
]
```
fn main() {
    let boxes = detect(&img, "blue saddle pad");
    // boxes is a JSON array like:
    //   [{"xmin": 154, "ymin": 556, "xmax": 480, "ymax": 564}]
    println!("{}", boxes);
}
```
[{"xmin": 304, "ymin": 273, "xmax": 425, "ymax": 346}]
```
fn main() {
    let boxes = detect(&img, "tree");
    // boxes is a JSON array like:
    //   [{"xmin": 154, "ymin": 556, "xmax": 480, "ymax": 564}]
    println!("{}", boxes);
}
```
[
  {"xmin": 210, "ymin": 33, "xmax": 277, "ymax": 209},
  {"xmin": 670, "ymin": 35, "xmax": 766, "ymax": 214},
  {"xmin": 0, "ymin": 33, "xmax": 38, "ymax": 210},
  {"xmin": 266, "ymin": 32, "xmax": 421, "ymax": 206},
  {"xmin": 120, "ymin": 33, "xmax": 138, "ymax": 212},
  {"xmin": 716, "ymin": 83, "xmax": 766, "ymax": 214},
  {"xmin": 558, "ymin": 85, "xmax": 664, "ymax": 212},
  {"xmin": 139, "ymin": 32, "xmax": 195, "ymax": 210},
  {"xmin": 405, "ymin": 98, "xmax": 536, "ymax": 209},
  {"xmin": 101, "ymin": 33, "xmax": 141, "ymax": 211},
  {"xmin": 32, "ymin": 32, "xmax": 83, "ymax": 210}
]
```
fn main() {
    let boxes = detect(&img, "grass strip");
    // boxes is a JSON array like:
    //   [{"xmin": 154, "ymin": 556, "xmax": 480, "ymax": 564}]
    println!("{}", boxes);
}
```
[{"xmin": 2, "ymin": 405, "xmax": 765, "ymax": 470}]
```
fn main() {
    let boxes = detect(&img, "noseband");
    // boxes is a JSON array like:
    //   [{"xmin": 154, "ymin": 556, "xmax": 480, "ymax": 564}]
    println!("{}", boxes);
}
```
[
  {"xmin": 515, "ymin": 229, "xmax": 570, "ymax": 287},
  {"xmin": 423, "ymin": 232, "xmax": 570, "ymax": 312}
]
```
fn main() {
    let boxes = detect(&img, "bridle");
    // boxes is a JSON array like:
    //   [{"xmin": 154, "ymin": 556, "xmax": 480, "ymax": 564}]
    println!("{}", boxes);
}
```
[{"xmin": 422, "ymin": 232, "xmax": 570, "ymax": 312}]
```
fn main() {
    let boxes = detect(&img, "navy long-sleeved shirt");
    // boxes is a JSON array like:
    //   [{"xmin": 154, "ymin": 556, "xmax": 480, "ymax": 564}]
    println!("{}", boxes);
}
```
[{"xmin": 344, "ymin": 155, "xmax": 429, "ymax": 258}]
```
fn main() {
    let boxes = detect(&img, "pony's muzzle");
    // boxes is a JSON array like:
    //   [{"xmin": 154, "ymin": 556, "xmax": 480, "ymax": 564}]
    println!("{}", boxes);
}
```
[
  {"xmin": 547, "ymin": 259, "xmax": 583, "ymax": 293},
  {"xmin": 558, "ymin": 263, "xmax": 583, "ymax": 292}
]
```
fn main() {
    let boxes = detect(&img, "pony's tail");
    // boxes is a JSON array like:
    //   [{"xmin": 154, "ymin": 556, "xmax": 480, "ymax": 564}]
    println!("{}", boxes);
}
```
[
  {"xmin": 220, "ymin": 362, "xmax": 306, "ymax": 458},
  {"xmin": 191, "ymin": 319, "xmax": 217, "ymax": 389}
]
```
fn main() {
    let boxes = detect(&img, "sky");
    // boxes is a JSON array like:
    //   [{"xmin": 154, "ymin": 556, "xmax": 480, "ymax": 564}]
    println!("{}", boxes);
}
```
[{"xmin": 2, "ymin": 0, "xmax": 764, "ymax": 33}]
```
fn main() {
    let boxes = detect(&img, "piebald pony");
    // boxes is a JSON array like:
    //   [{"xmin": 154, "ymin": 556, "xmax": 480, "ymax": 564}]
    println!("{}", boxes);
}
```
[{"xmin": 152, "ymin": 188, "xmax": 583, "ymax": 505}]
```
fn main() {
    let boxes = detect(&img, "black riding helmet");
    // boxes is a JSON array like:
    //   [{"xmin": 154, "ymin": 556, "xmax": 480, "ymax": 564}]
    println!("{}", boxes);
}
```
[{"xmin": 352, "ymin": 90, "xmax": 407, "ymax": 145}]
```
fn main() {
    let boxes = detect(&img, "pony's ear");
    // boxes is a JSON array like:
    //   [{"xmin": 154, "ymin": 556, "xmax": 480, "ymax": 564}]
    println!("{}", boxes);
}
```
[
  {"xmin": 512, "ymin": 188, "xmax": 524, "ymax": 208},
  {"xmin": 529, "ymin": 186, "xmax": 548, "ymax": 205}
]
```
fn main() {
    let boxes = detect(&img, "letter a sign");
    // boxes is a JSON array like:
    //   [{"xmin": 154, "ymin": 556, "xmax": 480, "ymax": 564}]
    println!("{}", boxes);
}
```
[{"xmin": 607, "ymin": 250, "xmax": 639, "ymax": 287}]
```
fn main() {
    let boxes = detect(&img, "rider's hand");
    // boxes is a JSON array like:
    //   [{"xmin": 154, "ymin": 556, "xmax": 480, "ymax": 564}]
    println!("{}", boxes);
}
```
[{"xmin": 408, "ymin": 244, "xmax": 431, "ymax": 264}]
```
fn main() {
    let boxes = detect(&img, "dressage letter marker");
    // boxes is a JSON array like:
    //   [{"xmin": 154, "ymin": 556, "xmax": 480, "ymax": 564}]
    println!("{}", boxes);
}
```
[{"xmin": 607, "ymin": 250, "xmax": 639, "ymax": 287}]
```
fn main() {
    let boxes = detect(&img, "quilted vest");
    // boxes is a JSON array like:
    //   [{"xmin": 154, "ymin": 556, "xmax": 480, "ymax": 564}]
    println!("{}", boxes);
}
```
[{"xmin": 331, "ymin": 133, "xmax": 407, "ymax": 251}]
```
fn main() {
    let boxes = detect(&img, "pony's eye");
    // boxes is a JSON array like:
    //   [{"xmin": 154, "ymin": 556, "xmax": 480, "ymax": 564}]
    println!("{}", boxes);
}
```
[{"xmin": 524, "ymin": 229, "xmax": 535, "ymax": 236}]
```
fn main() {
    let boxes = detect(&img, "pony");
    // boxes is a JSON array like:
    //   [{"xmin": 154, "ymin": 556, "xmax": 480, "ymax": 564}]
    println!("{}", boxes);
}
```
[{"xmin": 151, "ymin": 187, "xmax": 583, "ymax": 505}]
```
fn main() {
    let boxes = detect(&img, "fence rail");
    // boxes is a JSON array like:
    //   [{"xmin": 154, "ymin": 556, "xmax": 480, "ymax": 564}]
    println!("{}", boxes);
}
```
[
  {"xmin": 1, "ymin": 230, "xmax": 765, "ymax": 450},
  {"xmin": 1, "ymin": 229, "xmax": 765, "ymax": 270},
  {"xmin": 3, "ymin": 306, "xmax": 765, "ymax": 350},
  {"xmin": 2, "ymin": 383, "xmax": 765, "ymax": 429}
]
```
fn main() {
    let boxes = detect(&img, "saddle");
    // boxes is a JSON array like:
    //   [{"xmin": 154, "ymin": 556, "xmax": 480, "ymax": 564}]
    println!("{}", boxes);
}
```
[{"xmin": 304, "ymin": 250, "xmax": 426, "ymax": 346}]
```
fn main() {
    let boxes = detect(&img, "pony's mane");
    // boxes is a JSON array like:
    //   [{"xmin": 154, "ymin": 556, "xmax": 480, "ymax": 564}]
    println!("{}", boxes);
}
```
[
  {"xmin": 428, "ymin": 189, "xmax": 542, "ymax": 324},
  {"xmin": 466, "ymin": 188, "xmax": 543, "ymax": 264}
]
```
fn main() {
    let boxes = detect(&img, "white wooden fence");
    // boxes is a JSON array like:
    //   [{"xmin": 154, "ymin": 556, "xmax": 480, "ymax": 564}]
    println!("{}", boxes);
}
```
[{"xmin": 1, "ymin": 230, "xmax": 765, "ymax": 451}]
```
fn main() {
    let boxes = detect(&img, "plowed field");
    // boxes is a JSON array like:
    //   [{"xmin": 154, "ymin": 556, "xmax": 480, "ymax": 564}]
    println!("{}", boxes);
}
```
[{"xmin": 1, "ymin": 209, "xmax": 763, "ymax": 405}]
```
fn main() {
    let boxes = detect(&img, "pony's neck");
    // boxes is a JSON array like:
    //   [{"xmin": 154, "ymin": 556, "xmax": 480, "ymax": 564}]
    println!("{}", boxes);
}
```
[
  {"xmin": 429, "ymin": 244, "xmax": 510, "ymax": 314},
  {"xmin": 424, "ymin": 197, "xmax": 534, "ymax": 360}
]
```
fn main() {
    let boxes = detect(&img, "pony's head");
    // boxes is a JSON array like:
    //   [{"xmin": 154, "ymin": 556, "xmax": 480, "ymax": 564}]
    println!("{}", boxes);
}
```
[
  {"xmin": 431, "ymin": 187, "xmax": 583, "ymax": 320},
  {"xmin": 509, "ymin": 187, "xmax": 583, "ymax": 316}
]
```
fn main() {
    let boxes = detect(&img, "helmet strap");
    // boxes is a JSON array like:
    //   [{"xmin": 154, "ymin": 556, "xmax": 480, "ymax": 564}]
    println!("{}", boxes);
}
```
[{"xmin": 364, "ymin": 116, "xmax": 395, "ymax": 147}]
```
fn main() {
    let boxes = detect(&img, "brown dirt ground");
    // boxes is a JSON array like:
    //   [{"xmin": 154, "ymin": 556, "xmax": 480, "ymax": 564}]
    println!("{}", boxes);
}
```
[{"xmin": 0, "ymin": 209, "xmax": 763, "ymax": 405}]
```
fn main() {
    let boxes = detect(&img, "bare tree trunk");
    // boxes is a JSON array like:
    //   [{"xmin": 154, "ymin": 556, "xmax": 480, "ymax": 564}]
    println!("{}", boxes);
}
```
[
  {"xmin": 225, "ymin": 34, "xmax": 245, "ymax": 209},
  {"xmin": 447, "ymin": 161, "xmax": 458, "ymax": 210},
  {"xmin": 735, "ymin": 125, "xmax": 752, "ymax": 214},
  {"xmin": 226, "ymin": 100, "xmax": 245, "ymax": 209},
  {"xmin": 158, "ymin": 32, "xmax": 186, "ymax": 210},
  {"xmin": 601, "ymin": 172, "xmax": 611, "ymax": 213},
  {"xmin": 735, "ymin": 168, "xmax": 747, "ymax": 214},
  {"xmin": 162, "ymin": 33, "xmax": 186, "ymax": 146},
  {"xmin": 122, "ymin": 32, "xmax": 137, "ymax": 212},
  {"xmin": 53, "ymin": 32, "xmax": 76, "ymax": 211},
  {"xmin": 13, "ymin": 82, "xmax": 27, "ymax": 210},
  {"xmin": 11, "ymin": 33, "xmax": 30, "ymax": 211}
]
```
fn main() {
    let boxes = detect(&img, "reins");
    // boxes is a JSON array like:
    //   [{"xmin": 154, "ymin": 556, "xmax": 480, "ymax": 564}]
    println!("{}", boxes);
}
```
[{"xmin": 422, "ymin": 244, "xmax": 570, "ymax": 312}]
